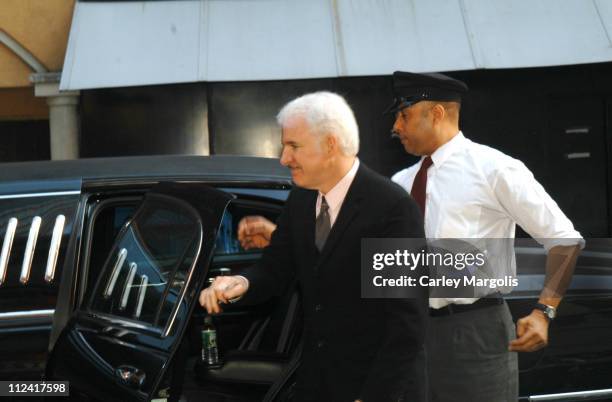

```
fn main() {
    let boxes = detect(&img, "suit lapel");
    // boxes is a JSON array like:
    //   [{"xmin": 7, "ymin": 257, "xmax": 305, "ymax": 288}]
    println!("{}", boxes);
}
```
[{"xmin": 317, "ymin": 164, "xmax": 367, "ymax": 266}]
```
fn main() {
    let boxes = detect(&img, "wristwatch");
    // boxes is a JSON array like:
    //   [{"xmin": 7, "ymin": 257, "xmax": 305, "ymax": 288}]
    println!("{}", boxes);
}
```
[{"xmin": 534, "ymin": 303, "xmax": 556, "ymax": 321}]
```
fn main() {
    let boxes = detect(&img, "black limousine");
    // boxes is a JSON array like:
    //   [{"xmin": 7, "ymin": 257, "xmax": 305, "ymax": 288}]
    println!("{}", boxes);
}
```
[{"xmin": 0, "ymin": 155, "xmax": 610, "ymax": 402}]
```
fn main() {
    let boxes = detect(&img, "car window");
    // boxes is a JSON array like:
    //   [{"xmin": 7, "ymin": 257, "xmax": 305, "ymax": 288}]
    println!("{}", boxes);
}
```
[
  {"xmin": 85, "ymin": 203, "xmax": 137, "ymax": 299},
  {"xmin": 213, "ymin": 201, "xmax": 281, "ymax": 256},
  {"xmin": 84, "ymin": 190, "xmax": 285, "ymax": 306},
  {"xmin": 90, "ymin": 194, "xmax": 201, "ymax": 328}
]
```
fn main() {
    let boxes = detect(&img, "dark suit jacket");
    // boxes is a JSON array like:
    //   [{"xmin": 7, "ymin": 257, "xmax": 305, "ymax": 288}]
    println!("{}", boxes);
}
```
[{"xmin": 241, "ymin": 163, "xmax": 427, "ymax": 402}]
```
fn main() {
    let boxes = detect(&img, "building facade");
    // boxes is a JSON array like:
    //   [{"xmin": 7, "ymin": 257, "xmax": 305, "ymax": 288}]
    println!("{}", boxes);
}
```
[{"xmin": 0, "ymin": 0, "xmax": 77, "ymax": 161}]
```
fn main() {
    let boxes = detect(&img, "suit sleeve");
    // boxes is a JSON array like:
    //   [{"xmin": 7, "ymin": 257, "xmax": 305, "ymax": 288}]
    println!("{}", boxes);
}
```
[
  {"xmin": 237, "ymin": 190, "xmax": 297, "ymax": 305},
  {"xmin": 359, "ymin": 195, "xmax": 429, "ymax": 402}
]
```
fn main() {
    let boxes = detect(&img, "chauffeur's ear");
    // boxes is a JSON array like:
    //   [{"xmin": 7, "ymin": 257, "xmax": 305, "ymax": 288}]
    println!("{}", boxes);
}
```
[{"xmin": 431, "ymin": 103, "xmax": 446, "ymax": 125}]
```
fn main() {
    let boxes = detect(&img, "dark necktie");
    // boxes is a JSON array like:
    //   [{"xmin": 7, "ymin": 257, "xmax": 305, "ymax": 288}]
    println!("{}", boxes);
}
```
[
  {"xmin": 315, "ymin": 196, "xmax": 331, "ymax": 251},
  {"xmin": 410, "ymin": 156, "xmax": 433, "ymax": 217}
]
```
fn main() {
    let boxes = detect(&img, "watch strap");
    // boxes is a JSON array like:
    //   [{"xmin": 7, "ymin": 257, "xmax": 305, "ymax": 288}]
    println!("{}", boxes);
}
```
[{"xmin": 535, "ymin": 303, "xmax": 556, "ymax": 320}]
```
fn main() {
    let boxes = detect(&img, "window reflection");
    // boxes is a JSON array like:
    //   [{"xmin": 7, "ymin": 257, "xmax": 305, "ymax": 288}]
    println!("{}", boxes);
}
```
[{"xmin": 90, "ymin": 195, "xmax": 200, "ymax": 329}]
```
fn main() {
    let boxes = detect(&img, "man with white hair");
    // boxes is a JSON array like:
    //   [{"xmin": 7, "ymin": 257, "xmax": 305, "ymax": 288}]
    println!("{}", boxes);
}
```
[{"xmin": 200, "ymin": 91, "xmax": 428, "ymax": 401}]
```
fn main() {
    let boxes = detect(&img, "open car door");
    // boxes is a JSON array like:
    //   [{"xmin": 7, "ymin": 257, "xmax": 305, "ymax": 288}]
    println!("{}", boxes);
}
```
[{"xmin": 46, "ymin": 183, "xmax": 233, "ymax": 401}]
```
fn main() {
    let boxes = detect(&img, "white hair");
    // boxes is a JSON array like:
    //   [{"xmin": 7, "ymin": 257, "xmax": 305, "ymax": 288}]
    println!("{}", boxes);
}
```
[{"xmin": 276, "ymin": 91, "xmax": 359, "ymax": 156}]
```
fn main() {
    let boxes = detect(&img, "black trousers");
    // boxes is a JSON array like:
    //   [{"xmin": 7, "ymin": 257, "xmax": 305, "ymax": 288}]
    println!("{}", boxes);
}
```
[{"xmin": 427, "ymin": 302, "xmax": 518, "ymax": 402}]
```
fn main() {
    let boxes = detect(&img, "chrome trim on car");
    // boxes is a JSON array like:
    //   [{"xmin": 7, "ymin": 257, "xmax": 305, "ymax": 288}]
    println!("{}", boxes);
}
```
[
  {"xmin": 104, "ymin": 248, "xmax": 127, "ymax": 298},
  {"xmin": 163, "ymin": 230, "xmax": 203, "ymax": 338},
  {"xmin": 529, "ymin": 388, "xmax": 612, "ymax": 401},
  {"xmin": 20, "ymin": 216, "xmax": 41, "ymax": 285},
  {"xmin": 0, "ymin": 191, "xmax": 80, "ymax": 200},
  {"xmin": 565, "ymin": 127, "xmax": 590, "ymax": 134},
  {"xmin": 566, "ymin": 152, "xmax": 591, "ymax": 160},
  {"xmin": 0, "ymin": 218, "xmax": 18, "ymax": 286},
  {"xmin": 0, "ymin": 309, "xmax": 54, "ymax": 320},
  {"xmin": 89, "ymin": 312, "xmax": 158, "ymax": 332},
  {"xmin": 134, "ymin": 275, "xmax": 148, "ymax": 319},
  {"xmin": 45, "ymin": 215, "xmax": 66, "ymax": 283},
  {"xmin": 120, "ymin": 262, "xmax": 137, "ymax": 310}
]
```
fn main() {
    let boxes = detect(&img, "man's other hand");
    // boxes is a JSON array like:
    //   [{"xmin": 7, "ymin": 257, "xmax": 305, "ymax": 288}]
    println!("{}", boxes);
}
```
[
  {"xmin": 199, "ymin": 276, "xmax": 249, "ymax": 314},
  {"xmin": 237, "ymin": 215, "xmax": 277, "ymax": 249},
  {"xmin": 509, "ymin": 310, "xmax": 549, "ymax": 352}
]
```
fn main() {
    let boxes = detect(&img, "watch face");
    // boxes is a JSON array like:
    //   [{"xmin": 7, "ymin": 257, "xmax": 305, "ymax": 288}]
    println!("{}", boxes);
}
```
[{"xmin": 536, "ymin": 303, "xmax": 556, "ymax": 320}]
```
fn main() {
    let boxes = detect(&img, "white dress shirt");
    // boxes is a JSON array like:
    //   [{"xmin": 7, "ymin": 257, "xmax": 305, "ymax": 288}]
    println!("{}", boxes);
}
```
[
  {"xmin": 316, "ymin": 158, "xmax": 360, "ymax": 226},
  {"xmin": 392, "ymin": 132, "xmax": 583, "ymax": 308}
]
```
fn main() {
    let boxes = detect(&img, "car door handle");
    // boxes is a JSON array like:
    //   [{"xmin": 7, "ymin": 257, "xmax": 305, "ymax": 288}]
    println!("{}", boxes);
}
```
[{"xmin": 116, "ymin": 365, "xmax": 146, "ymax": 389}]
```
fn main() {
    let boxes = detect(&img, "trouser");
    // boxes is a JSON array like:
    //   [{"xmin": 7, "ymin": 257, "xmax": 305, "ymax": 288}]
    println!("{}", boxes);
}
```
[{"xmin": 427, "ymin": 302, "xmax": 519, "ymax": 402}]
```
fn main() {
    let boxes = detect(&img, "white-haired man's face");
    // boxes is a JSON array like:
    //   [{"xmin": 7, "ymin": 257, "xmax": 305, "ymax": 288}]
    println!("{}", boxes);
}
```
[{"xmin": 279, "ymin": 116, "xmax": 333, "ymax": 191}]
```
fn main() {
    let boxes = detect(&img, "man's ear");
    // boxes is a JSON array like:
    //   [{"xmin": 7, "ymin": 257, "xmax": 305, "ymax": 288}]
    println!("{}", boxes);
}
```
[
  {"xmin": 325, "ymin": 134, "xmax": 337, "ymax": 155},
  {"xmin": 431, "ymin": 104, "xmax": 446, "ymax": 124}
]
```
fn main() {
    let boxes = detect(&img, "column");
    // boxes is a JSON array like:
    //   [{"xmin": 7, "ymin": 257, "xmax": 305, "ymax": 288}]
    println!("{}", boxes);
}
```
[
  {"xmin": 46, "ymin": 95, "xmax": 80, "ymax": 160},
  {"xmin": 32, "ymin": 73, "xmax": 80, "ymax": 160}
]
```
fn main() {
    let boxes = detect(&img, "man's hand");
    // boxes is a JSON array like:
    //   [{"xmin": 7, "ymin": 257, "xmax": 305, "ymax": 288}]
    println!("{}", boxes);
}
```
[
  {"xmin": 199, "ymin": 275, "xmax": 249, "ymax": 314},
  {"xmin": 509, "ymin": 310, "xmax": 549, "ymax": 352},
  {"xmin": 237, "ymin": 215, "xmax": 277, "ymax": 250}
]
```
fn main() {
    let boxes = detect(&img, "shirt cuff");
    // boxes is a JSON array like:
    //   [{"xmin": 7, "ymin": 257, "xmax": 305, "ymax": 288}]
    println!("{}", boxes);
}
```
[
  {"xmin": 235, "ymin": 275, "xmax": 250, "ymax": 290},
  {"xmin": 541, "ymin": 236, "xmax": 585, "ymax": 251}
]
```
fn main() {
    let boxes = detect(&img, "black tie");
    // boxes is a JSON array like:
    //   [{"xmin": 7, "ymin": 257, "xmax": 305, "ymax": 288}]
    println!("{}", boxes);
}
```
[{"xmin": 315, "ymin": 196, "xmax": 331, "ymax": 251}]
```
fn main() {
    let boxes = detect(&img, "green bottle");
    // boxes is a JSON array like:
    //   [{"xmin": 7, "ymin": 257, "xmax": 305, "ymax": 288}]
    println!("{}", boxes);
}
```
[{"xmin": 201, "ymin": 316, "xmax": 219, "ymax": 365}]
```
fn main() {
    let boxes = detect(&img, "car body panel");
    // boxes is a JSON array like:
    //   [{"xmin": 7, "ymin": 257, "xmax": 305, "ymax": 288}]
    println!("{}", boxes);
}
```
[
  {"xmin": 0, "ymin": 179, "xmax": 82, "ymax": 380},
  {"xmin": 510, "ymin": 238, "xmax": 612, "ymax": 398}
]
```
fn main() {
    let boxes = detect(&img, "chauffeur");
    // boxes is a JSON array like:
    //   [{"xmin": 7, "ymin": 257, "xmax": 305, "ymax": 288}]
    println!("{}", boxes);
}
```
[
  {"xmin": 387, "ymin": 71, "xmax": 583, "ymax": 402},
  {"xmin": 200, "ymin": 91, "xmax": 428, "ymax": 402}
]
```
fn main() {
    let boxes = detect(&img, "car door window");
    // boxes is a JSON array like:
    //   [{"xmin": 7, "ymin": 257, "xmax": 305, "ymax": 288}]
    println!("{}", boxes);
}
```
[
  {"xmin": 84, "ymin": 202, "xmax": 138, "ymax": 300},
  {"xmin": 213, "ymin": 199, "xmax": 282, "ymax": 256},
  {"xmin": 90, "ymin": 193, "xmax": 201, "ymax": 329}
]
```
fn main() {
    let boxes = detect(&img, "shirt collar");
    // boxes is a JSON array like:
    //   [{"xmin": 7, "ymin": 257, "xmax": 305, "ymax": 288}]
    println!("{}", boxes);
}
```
[
  {"xmin": 429, "ymin": 131, "xmax": 466, "ymax": 168},
  {"xmin": 319, "ymin": 158, "xmax": 360, "ymax": 213}
]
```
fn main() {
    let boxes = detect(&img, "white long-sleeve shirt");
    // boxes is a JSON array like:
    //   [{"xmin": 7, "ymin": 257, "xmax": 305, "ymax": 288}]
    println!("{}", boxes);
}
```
[{"xmin": 392, "ymin": 132, "xmax": 583, "ymax": 308}]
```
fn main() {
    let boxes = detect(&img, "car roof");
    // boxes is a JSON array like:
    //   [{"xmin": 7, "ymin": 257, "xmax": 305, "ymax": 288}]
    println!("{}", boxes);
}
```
[{"xmin": 0, "ymin": 155, "xmax": 290, "ymax": 182}]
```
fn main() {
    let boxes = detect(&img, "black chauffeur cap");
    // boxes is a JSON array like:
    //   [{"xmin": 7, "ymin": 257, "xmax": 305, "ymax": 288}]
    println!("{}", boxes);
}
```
[{"xmin": 384, "ymin": 71, "xmax": 469, "ymax": 115}]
